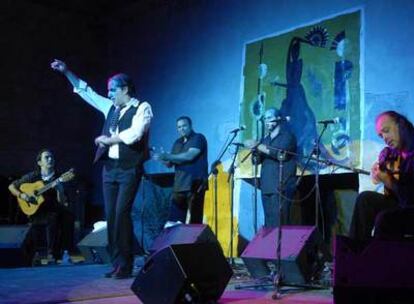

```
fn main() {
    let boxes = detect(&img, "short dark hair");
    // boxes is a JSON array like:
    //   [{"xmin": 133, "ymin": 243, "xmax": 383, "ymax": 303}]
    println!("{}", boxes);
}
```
[
  {"xmin": 108, "ymin": 73, "xmax": 136, "ymax": 98},
  {"xmin": 176, "ymin": 116, "xmax": 192, "ymax": 126},
  {"xmin": 35, "ymin": 148, "xmax": 54, "ymax": 170},
  {"xmin": 265, "ymin": 107, "xmax": 281, "ymax": 118},
  {"xmin": 36, "ymin": 149, "xmax": 52, "ymax": 163},
  {"xmin": 377, "ymin": 111, "xmax": 414, "ymax": 151}
]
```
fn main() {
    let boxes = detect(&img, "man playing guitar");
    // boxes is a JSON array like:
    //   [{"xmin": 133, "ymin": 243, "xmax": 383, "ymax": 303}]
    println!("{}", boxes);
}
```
[
  {"xmin": 8, "ymin": 149, "xmax": 75, "ymax": 263},
  {"xmin": 349, "ymin": 111, "xmax": 414, "ymax": 240}
]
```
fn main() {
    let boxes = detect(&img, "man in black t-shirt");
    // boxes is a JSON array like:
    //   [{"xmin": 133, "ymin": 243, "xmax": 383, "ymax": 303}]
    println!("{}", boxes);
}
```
[
  {"xmin": 245, "ymin": 108, "xmax": 297, "ymax": 228},
  {"xmin": 8, "ymin": 149, "xmax": 75, "ymax": 262},
  {"xmin": 155, "ymin": 116, "xmax": 208, "ymax": 226}
]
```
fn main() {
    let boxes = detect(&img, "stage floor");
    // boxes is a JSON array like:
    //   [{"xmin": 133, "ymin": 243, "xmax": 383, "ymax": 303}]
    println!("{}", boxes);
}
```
[{"xmin": 0, "ymin": 261, "xmax": 333, "ymax": 304}]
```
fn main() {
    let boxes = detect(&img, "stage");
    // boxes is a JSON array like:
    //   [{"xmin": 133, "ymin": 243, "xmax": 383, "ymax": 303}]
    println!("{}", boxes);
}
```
[{"xmin": 0, "ymin": 260, "xmax": 332, "ymax": 304}]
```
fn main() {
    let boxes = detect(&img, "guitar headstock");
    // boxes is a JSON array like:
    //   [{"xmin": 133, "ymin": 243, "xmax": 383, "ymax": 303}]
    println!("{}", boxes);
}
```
[{"xmin": 59, "ymin": 168, "xmax": 75, "ymax": 183}]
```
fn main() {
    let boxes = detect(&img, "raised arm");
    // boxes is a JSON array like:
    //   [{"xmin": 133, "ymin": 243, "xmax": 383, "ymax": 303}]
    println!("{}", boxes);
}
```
[
  {"xmin": 51, "ymin": 59, "xmax": 80, "ymax": 88},
  {"xmin": 51, "ymin": 59, "xmax": 111, "ymax": 115}
]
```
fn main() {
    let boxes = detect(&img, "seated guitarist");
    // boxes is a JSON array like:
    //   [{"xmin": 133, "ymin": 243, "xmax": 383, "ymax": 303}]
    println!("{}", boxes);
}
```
[
  {"xmin": 8, "ymin": 149, "xmax": 75, "ymax": 263},
  {"xmin": 349, "ymin": 111, "xmax": 414, "ymax": 240}
]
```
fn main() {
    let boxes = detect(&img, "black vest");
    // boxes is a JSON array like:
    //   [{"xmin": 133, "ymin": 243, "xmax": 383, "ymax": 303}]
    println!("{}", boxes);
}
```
[{"xmin": 94, "ymin": 104, "xmax": 150, "ymax": 169}]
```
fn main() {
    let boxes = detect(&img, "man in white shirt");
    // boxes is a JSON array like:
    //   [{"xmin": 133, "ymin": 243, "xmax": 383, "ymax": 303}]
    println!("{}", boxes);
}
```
[{"xmin": 51, "ymin": 59, "xmax": 153, "ymax": 279}]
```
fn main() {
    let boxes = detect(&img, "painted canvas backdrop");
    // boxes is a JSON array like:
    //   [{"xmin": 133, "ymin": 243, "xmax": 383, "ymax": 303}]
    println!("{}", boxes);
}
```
[{"xmin": 237, "ymin": 10, "xmax": 362, "ymax": 177}]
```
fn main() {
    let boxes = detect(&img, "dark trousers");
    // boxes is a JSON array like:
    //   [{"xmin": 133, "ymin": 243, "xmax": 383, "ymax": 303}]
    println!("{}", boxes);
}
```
[
  {"xmin": 168, "ymin": 190, "xmax": 206, "ymax": 224},
  {"xmin": 103, "ymin": 165, "xmax": 142, "ymax": 271},
  {"xmin": 30, "ymin": 203, "xmax": 75, "ymax": 259},
  {"xmin": 349, "ymin": 191, "xmax": 398, "ymax": 240},
  {"xmin": 261, "ymin": 193, "xmax": 291, "ymax": 228}
]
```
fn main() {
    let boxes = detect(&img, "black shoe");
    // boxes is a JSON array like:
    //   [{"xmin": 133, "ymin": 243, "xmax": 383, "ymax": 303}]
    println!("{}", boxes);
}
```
[
  {"xmin": 104, "ymin": 266, "xmax": 119, "ymax": 278},
  {"xmin": 114, "ymin": 269, "xmax": 132, "ymax": 279}
]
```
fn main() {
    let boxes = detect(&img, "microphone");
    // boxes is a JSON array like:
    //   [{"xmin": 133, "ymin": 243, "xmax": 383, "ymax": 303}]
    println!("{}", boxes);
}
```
[
  {"xmin": 229, "ymin": 125, "xmax": 246, "ymax": 133},
  {"xmin": 274, "ymin": 116, "xmax": 291, "ymax": 122},
  {"xmin": 317, "ymin": 117, "xmax": 340, "ymax": 124},
  {"xmin": 232, "ymin": 143, "xmax": 245, "ymax": 147}
]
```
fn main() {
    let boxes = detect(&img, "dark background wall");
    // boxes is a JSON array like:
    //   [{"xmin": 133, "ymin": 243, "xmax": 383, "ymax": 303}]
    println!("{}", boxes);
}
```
[
  {"xmin": 2, "ymin": 0, "xmax": 109, "ymax": 173},
  {"xmin": 1, "ymin": 0, "xmax": 111, "ymax": 225}
]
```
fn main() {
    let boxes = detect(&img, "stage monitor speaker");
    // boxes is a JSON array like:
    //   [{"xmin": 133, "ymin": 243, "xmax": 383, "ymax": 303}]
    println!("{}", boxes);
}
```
[
  {"xmin": 0, "ymin": 225, "xmax": 34, "ymax": 267},
  {"xmin": 333, "ymin": 235, "xmax": 414, "ymax": 304},
  {"xmin": 77, "ymin": 228, "xmax": 110, "ymax": 264},
  {"xmin": 131, "ymin": 242, "xmax": 233, "ymax": 304},
  {"xmin": 149, "ymin": 224, "xmax": 218, "ymax": 254},
  {"xmin": 240, "ymin": 225, "xmax": 324, "ymax": 285}
]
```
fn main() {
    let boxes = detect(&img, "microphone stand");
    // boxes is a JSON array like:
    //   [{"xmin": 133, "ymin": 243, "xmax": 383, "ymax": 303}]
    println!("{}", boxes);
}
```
[
  {"xmin": 208, "ymin": 130, "xmax": 240, "ymax": 240},
  {"xmin": 237, "ymin": 147, "xmax": 317, "ymax": 293},
  {"xmin": 228, "ymin": 143, "xmax": 241, "ymax": 266},
  {"xmin": 253, "ymin": 153, "xmax": 259, "ymax": 234},
  {"xmin": 271, "ymin": 150, "xmax": 326, "ymax": 299},
  {"xmin": 209, "ymin": 160, "xmax": 220, "ymax": 237},
  {"xmin": 240, "ymin": 143, "xmax": 261, "ymax": 234},
  {"xmin": 237, "ymin": 145, "xmax": 357, "ymax": 292},
  {"xmin": 236, "ymin": 138, "xmax": 369, "ymax": 290},
  {"xmin": 272, "ymin": 150, "xmax": 287, "ymax": 299},
  {"xmin": 254, "ymin": 116, "xmax": 264, "ymax": 234},
  {"xmin": 295, "ymin": 122, "xmax": 329, "ymax": 239},
  {"xmin": 248, "ymin": 145, "xmax": 369, "ymax": 178}
]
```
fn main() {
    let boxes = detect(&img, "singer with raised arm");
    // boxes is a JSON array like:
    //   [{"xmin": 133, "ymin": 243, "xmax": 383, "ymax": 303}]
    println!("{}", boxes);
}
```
[
  {"xmin": 51, "ymin": 59, "xmax": 153, "ymax": 279},
  {"xmin": 349, "ymin": 111, "xmax": 414, "ymax": 241},
  {"xmin": 244, "ymin": 108, "xmax": 297, "ymax": 227},
  {"xmin": 153, "ymin": 116, "xmax": 208, "ymax": 227}
]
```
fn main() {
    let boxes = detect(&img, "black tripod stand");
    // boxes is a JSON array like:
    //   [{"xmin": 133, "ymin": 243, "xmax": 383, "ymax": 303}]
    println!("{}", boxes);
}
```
[
  {"xmin": 209, "ymin": 160, "xmax": 221, "ymax": 236},
  {"xmin": 271, "ymin": 150, "xmax": 287, "ymax": 299},
  {"xmin": 236, "ymin": 145, "xmax": 330, "ymax": 296},
  {"xmin": 236, "ymin": 148, "xmax": 295, "ymax": 295},
  {"xmin": 227, "ymin": 143, "xmax": 241, "ymax": 266},
  {"xmin": 296, "ymin": 121, "xmax": 329, "ymax": 239}
]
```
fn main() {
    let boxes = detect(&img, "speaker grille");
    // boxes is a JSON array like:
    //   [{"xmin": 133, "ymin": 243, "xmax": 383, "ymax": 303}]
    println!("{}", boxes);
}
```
[{"xmin": 241, "ymin": 226, "xmax": 323, "ymax": 284}]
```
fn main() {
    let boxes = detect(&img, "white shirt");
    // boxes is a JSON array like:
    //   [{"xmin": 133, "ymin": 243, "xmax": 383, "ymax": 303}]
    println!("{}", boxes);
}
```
[{"xmin": 74, "ymin": 79, "xmax": 153, "ymax": 159}]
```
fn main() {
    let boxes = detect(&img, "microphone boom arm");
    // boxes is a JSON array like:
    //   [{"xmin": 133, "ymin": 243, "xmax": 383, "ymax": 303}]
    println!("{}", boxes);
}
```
[{"xmin": 263, "ymin": 145, "xmax": 369, "ymax": 176}]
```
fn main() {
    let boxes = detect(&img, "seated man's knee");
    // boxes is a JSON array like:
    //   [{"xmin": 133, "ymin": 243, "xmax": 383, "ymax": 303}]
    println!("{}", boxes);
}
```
[{"xmin": 354, "ymin": 191, "xmax": 375, "ymax": 211}]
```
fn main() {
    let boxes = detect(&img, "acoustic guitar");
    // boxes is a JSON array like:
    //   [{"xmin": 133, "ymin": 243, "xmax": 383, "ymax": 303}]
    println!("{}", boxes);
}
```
[{"xmin": 17, "ymin": 169, "xmax": 75, "ymax": 216}]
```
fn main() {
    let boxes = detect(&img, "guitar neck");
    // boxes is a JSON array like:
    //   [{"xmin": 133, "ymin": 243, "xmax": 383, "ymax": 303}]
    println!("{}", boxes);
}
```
[
  {"xmin": 36, "ymin": 179, "xmax": 59, "ymax": 196},
  {"xmin": 34, "ymin": 169, "xmax": 74, "ymax": 196}
]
